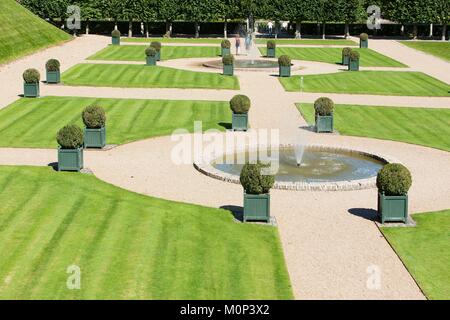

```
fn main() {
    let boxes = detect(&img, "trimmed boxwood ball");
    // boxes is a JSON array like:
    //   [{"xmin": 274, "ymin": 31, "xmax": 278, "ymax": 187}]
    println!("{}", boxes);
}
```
[
  {"xmin": 82, "ymin": 105, "xmax": 106, "ymax": 129},
  {"xmin": 240, "ymin": 163, "xmax": 275, "ymax": 195},
  {"xmin": 342, "ymin": 47, "xmax": 352, "ymax": 57},
  {"xmin": 377, "ymin": 163, "xmax": 412, "ymax": 196},
  {"xmin": 23, "ymin": 68, "xmax": 40, "ymax": 83},
  {"xmin": 111, "ymin": 29, "xmax": 121, "ymax": 38},
  {"xmin": 221, "ymin": 39, "xmax": 231, "ymax": 49},
  {"xmin": 145, "ymin": 46, "xmax": 157, "ymax": 57},
  {"xmin": 314, "ymin": 97, "xmax": 334, "ymax": 116},
  {"xmin": 360, "ymin": 33, "xmax": 369, "ymax": 41},
  {"xmin": 222, "ymin": 54, "xmax": 234, "ymax": 65},
  {"xmin": 46, "ymin": 59, "xmax": 60, "ymax": 72},
  {"xmin": 267, "ymin": 40, "xmax": 276, "ymax": 49},
  {"xmin": 150, "ymin": 41, "xmax": 162, "ymax": 52},
  {"xmin": 350, "ymin": 50, "xmax": 360, "ymax": 61},
  {"xmin": 57, "ymin": 124, "xmax": 84, "ymax": 149},
  {"xmin": 278, "ymin": 55, "xmax": 291, "ymax": 67},
  {"xmin": 230, "ymin": 95, "xmax": 251, "ymax": 114}
]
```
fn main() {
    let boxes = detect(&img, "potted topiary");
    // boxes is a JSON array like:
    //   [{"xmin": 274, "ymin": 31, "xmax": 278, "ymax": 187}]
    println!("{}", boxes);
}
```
[
  {"xmin": 46, "ymin": 59, "xmax": 61, "ymax": 84},
  {"xmin": 348, "ymin": 50, "xmax": 360, "ymax": 71},
  {"xmin": 230, "ymin": 95, "xmax": 250, "ymax": 131},
  {"xmin": 23, "ymin": 69, "xmax": 40, "ymax": 98},
  {"xmin": 82, "ymin": 105, "xmax": 106, "ymax": 148},
  {"xmin": 57, "ymin": 124, "xmax": 84, "ymax": 171},
  {"xmin": 221, "ymin": 39, "xmax": 231, "ymax": 57},
  {"xmin": 278, "ymin": 55, "xmax": 291, "ymax": 77},
  {"xmin": 314, "ymin": 97, "xmax": 334, "ymax": 133},
  {"xmin": 150, "ymin": 41, "xmax": 162, "ymax": 61},
  {"xmin": 240, "ymin": 162, "xmax": 275, "ymax": 223},
  {"xmin": 222, "ymin": 54, "xmax": 234, "ymax": 76},
  {"xmin": 342, "ymin": 47, "xmax": 352, "ymax": 66},
  {"xmin": 377, "ymin": 163, "xmax": 412, "ymax": 224},
  {"xmin": 360, "ymin": 33, "xmax": 369, "ymax": 48},
  {"xmin": 111, "ymin": 29, "xmax": 121, "ymax": 45},
  {"xmin": 266, "ymin": 40, "xmax": 276, "ymax": 58},
  {"xmin": 145, "ymin": 46, "xmax": 157, "ymax": 66}
]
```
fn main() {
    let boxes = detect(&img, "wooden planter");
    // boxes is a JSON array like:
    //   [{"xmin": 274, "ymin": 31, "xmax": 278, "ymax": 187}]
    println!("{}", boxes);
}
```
[
  {"xmin": 46, "ymin": 70, "xmax": 60, "ymax": 84},
  {"xmin": 267, "ymin": 47, "xmax": 276, "ymax": 58},
  {"xmin": 342, "ymin": 55, "xmax": 350, "ymax": 66},
  {"xmin": 112, "ymin": 37, "xmax": 120, "ymax": 45},
  {"xmin": 24, "ymin": 83, "xmax": 39, "ymax": 98},
  {"xmin": 146, "ymin": 56, "xmax": 157, "ymax": 66},
  {"xmin": 279, "ymin": 65, "xmax": 291, "ymax": 77},
  {"xmin": 378, "ymin": 192, "xmax": 408, "ymax": 224},
  {"xmin": 58, "ymin": 147, "xmax": 84, "ymax": 172},
  {"xmin": 244, "ymin": 193, "xmax": 270, "ymax": 223},
  {"xmin": 315, "ymin": 114, "xmax": 334, "ymax": 133},
  {"xmin": 360, "ymin": 39, "xmax": 368, "ymax": 48},
  {"xmin": 84, "ymin": 127, "xmax": 106, "ymax": 149},
  {"xmin": 348, "ymin": 59, "xmax": 360, "ymax": 71},
  {"xmin": 232, "ymin": 112, "xmax": 248, "ymax": 131},
  {"xmin": 223, "ymin": 64, "xmax": 234, "ymax": 76},
  {"xmin": 221, "ymin": 47, "xmax": 230, "ymax": 57}
]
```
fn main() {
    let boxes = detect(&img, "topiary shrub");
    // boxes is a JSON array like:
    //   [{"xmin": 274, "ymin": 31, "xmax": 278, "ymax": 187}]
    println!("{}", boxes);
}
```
[
  {"xmin": 145, "ymin": 46, "xmax": 157, "ymax": 57},
  {"xmin": 82, "ymin": 105, "xmax": 106, "ymax": 129},
  {"xmin": 150, "ymin": 41, "xmax": 162, "ymax": 52},
  {"xmin": 240, "ymin": 162, "xmax": 275, "ymax": 195},
  {"xmin": 230, "ymin": 95, "xmax": 251, "ymax": 114},
  {"xmin": 267, "ymin": 40, "xmax": 276, "ymax": 49},
  {"xmin": 23, "ymin": 69, "xmax": 40, "ymax": 83},
  {"xmin": 46, "ymin": 59, "xmax": 60, "ymax": 72},
  {"xmin": 57, "ymin": 124, "xmax": 84, "ymax": 149},
  {"xmin": 360, "ymin": 33, "xmax": 369, "ymax": 41},
  {"xmin": 377, "ymin": 163, "xmax": 412, "ymax": 196},
  {"xmin": 349, "ymin": 50, "xmax": 360, "ymax": 61},
  {"xmin": 314, "ymin": 97, "xmax": 334, "ymax": 116},
  {"xmin": 222, "ymin": 54, "xmax": 234, "ymax": 65},
  {"xmin": 221, "ymin": 39, "xmax": 231, "ymax": 49},
  {"xmin": 278, "ymin": 55, "xmax": 291, "ymax": 67},
  {"xmin": 342, "ymin": 47, "xmax": 352, "ymax": 57},
  {"xmin": 111, "ymin": 29, "xmax": 121, "ymax": 38}
]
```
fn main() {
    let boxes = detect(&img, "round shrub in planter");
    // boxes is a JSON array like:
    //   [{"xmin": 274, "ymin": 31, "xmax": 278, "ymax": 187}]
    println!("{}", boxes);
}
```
[
  {"xmin": 342, "ymin": 47, "xmax": 352, "ymax": 66},
  {"xmin": 150, "ymin": 41, "xmax": 162, "ymax": 61},
  {"xmin": 145, "ymin": 46, "xmax": 157, "ymax": 66},
  {"xmin": 377, "ymin": 163, "xmax": 412, "ymax": 224},
  {"xmin": 266, "ymin": 40, "xmax": 276, "ymax": 58},
  {"xmin": 221, "ymin": 39, "xmax": 231, "ymax": 57},
  {"xmin": 46, "ymin": 59, "xmax": 61, "ymax": 84},
  {"xmin": 57, "ymin": 125, "xmax": 84, "ymax": 171},
  {"xmin": 348, "ymin": 50, "xmax": 360, "ymax": 71},
  {"xmin": 360, "ymin": 33, "xmax": 369, "ymax": 48},
  {"xmin": 23, "ymin": 68, "xmax": 40, "ymax": 98},
  {"xmin": 240, "ymin": 162, "xmax": 275, "ymax": 222},
  {"xmin": 82, "ymin": 105, "xmax": 107, "ymax": 149},
  {"xmin": 314, "ymin": 97, "xmax": 334, "ymax": 133},
  {"xmin": 230, "ymin": 95, "xmax": 251, "ymax": 131},
  {"xmin": 278, "ymin": 55, "xmax": 291, "ymax": 77},
  {"xmin": 222, "ymin": 54, "xmax": 234, "ymax": 76},
  {"xmin": 111, "ymin": 29, "xmax": 121, "ymax": 45}
]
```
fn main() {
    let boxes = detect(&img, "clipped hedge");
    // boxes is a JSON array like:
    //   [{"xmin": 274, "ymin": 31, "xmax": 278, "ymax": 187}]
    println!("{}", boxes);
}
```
[
  {"xmin": 46, "ymin": 59, "xmax": 60, "ymax": 72},
  {"xmin": 377, "ymin": 163, "xmax": 412, "ymax": 196},
  {"xmin": 314, "ymin": 97, "xmax": 334, "ymax": 116},
  {"xmin": 240, "ymin": 162, "xmax": 275, "ymax": 195},
  {"xmin": 278, "ymin": 55, "xmax": 291, "ymax": 67},
  {"xmin": 360, "ymin": 33, "xmax": 369, "ymax": 41},
  {"xmin": 145, "ymin": 46, "xmax": 157, "ymax": 57},
  {"xmin": 150, "ymin": 41, "xmax": 162, "ymax": 52},
  {"xmin": 82, "ymin": 105, "xmax": 106, "ymax": 129},
  {"xmin": 23, "ymin": 68, "xmax": 40, "ymax": 83},
  {"xmin": 342, "ymin": 47, "xmax": 352, "ymax": 57},
  {"xmin": 230, "ymin": 95, "xmax": 251, "ymax": 114},
  {"xmin": 111, "ymin": 29, "xmax": 121, "ymax": 38},
  {"xmin": 57, "ymin": 124, "xmax": 84, "ymax": 149},
  {"xmin": 221, "ymin": 39, "xmax": 231, "ymax": 49},
  {"xmin": 222, "ymin": 54, "xmax": 234, "ymax": 65},
  {"xmin": 350, "ymin": 50, "xmax": 360, "ymax": 61},
  {"xmin": 267, "ymin": 40, "xmax": 276, "ymax": 49}
]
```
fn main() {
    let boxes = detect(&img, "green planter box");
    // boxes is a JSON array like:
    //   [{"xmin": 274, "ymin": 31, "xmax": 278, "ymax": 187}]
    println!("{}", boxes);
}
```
[
  {"xmin": 155, "ymin": 51, "xmax": 161, "ymax": 61},
  {"xmin": 279, "ymin": 65, "xmax": 291, "ymax": 77},
  {"xmin": 58, "ymin": 147, "xmax": 84, "ymax": 172},
  {"xmin": 378, "ymin": 193, "xmax": 408, "ymax": 224},
  {"xmin": 221, "ymin": 47, "xmax": 230, "ymax": 57},
  {"xmin": 348, "ymin": 59, "xmax": 359, "ymax": 71},
  {"xmin": 360, "ymin": 39, "xmax": 368, "ymax": 48},
  {"xmin": 223, "ymin": 64, "xmax": 234, "ymax": 76},
  {"xmin": 84, "ymin": 127, "xmax": 106, "ymax": 149},
  {"xmin": 232, "ymin": 112, "xmax": 248, "ymax": 131},
  {"xmin": 46, "ymin": 70, "xmax": 60, "ymax": 84},
  {"xmin": 146, "ymin": 56, "xmax": 157, "ymax": 66},
  {"xmin": 112, "ymin": 37, "xmax": 120, "ymax": 45},
  {"xmin": 315, "ymin": 114, "xmax": 334, "ymax": 133},
  {"xmin": 244, "ymin": 193, "xmax": 270, "ymax": 223},
  {"xmin": 342, "ymin": 55, "xmax": 350, "ymax": 66},
  {"xmin": 24, "ymin": 83, "xmax": 39, "ymax": 98},
  {"xmin": 267, "ymin": 48, "xmax": 276, "ymax": 58}
]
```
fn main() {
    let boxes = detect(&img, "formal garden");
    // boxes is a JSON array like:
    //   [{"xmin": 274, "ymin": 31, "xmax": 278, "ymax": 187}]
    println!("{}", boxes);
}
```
[{"xmin": 0, "ymin": 0, "xmax": 449, "ymax": 301}]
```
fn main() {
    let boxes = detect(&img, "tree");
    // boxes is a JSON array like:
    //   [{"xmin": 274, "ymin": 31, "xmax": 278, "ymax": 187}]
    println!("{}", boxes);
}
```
[
  {"xmin": 121, "ymin": 0, "xmax": 142, "ymax": 37},
  {"xmin": 180, "ymin": 0, "xmax": 215, "ymax": 38},
  {"xmin": 429, "ymin": 0, "xmax": 450, "ymax": 40},
  {"xmin": 75, "ymin": 0, "xmax": 103, "ymax": 34},
  {"xmin": 336, "ymin": 0, "xmax": 364, "ymax": 38},
  {"xmin": 214, "ymin": 0, "xmax": 240, "ymax": 38},
  {"xmin": 21, "ymin": 0, "xmax": 69, "ymax": 27},
  {"xmin": 308, "ymin": 0, "xmax": 338, "ymax": 39},
  {"xmin": 136, "ymin": 0, "xmax": 158, "ymax": 38},
  {"xmin": 156, "ymin": 0, "xmax": 180, "ymax": 35}
]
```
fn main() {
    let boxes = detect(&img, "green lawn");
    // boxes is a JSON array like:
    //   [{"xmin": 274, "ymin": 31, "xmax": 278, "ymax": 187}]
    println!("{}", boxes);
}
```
[
  {"xmin": 260, "ymin": 47, "xmax": 406, "ymax": 67},
  {"xmin": 297, "ymin": 104, "xmax": 450, "ymax": 152},
  {"xmin": 0, "ymin": 96, "xmax": 232, "ymax": 148},
  {"xmin": 0, "ymin": 0, "xmax": 71, "ymax": 64},
  {"xmin": 62, "ymin": 63, "xmax": 239, "ymax": 90},
  {"xmin": 88, "ymin": 45, "xmax": 221, "ymax": 62},
  {"xmin": 255, "ymin": 39, "xmax": 357, "ymax": 46},
  {"xmin": 382, "ymin": 211, "xmax": 450, "ymax": 300},
  {"xmin": 282, "ymin": 71, "xmax": 450, "ymax": 96},
  {"xmin": 0, "ymin": 166, "xmax": 293, "ymax": 299},
  {"xmin": 401, "ymin": 41, "xmax": 450, "ymax": 62},
  {"xmin": 122, "ymin": 37, "xmax": 223, "ymax": 44}
]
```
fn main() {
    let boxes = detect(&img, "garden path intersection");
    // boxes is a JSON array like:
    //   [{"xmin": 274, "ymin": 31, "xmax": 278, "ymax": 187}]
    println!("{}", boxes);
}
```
[{"xmin": 1, "ymin": 35, "xmax": 450, "ymax": 299}]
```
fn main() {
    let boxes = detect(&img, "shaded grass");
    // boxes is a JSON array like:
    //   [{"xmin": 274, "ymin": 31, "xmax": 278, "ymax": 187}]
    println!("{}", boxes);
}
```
[
  {"xmin": 255, "ymin": 39, "xmax": 357, "ymax": 46},
  {"xmin": 297, "ymin": 103, "xmax": 450, "ymax": 152},
  {"xmin": 401, "ymin": 41, "xmax": 450, "ymax": 62},
  {"xmin": 0, "ymin": 0, "xmax": 71, "ymax": 65},
  {"xmin": 88, "ymin": 45, "xmax": 221, "ymax": 62},
  {"xmin": 122, "ymin": 37, "xmax": 223, "ymax": 44},
  {"xmin": 0, "ymin": 166, "xmax": 293, "ymax": 299},
  {"xmin": 62, "ymin": 63, "xmax": 239, "ymax": 90},
  {"xmin": 260, "ymin": 47, "xmax": 406, "ymax": 67},
  {"xmin": 0, "ymin": 96, "xmax": 232, "ymax": 148},
  {"xmin": 282, "ymin": 71, "xmax": 450, "ymax": 96},
  {"xmin": 382, "ymin": 211, "xmax": 450, "ymax": 300}
]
